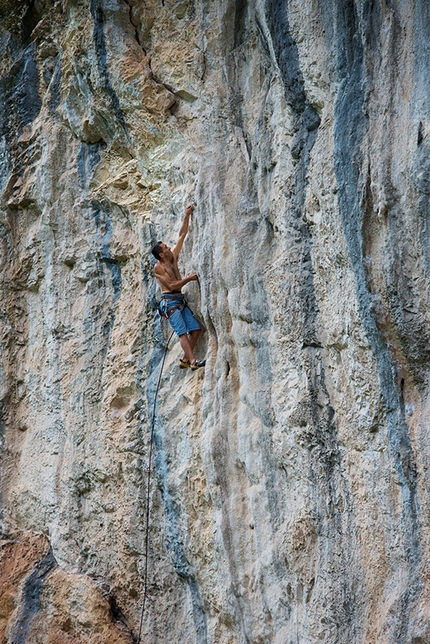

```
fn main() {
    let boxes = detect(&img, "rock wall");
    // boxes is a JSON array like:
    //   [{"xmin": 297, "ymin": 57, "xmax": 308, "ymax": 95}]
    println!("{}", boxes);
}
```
[{"xmin": 0, "ymin": 1, "xmax": 429, "ymax": 642}]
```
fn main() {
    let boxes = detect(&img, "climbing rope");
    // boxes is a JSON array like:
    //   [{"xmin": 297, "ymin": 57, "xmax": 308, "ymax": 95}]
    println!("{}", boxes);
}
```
[{"xmin": 137, "ymin": 329, "xmax": 174, "ymax": 644}]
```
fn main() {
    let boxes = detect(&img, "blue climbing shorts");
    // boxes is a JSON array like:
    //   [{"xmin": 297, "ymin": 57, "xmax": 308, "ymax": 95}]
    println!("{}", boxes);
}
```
[{"xmin": 161, "ymin": 297, "xmax": 201, "ymax": 337}]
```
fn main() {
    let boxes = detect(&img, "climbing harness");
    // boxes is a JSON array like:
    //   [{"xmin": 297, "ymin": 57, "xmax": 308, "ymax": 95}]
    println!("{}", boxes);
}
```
[
  {"xmin": 157, "ymin": 293, "xmax": 186, "ymax": 321},
  {"xmin": 137, "ymin": 329, "xmax": 174, "ymax": 644}
]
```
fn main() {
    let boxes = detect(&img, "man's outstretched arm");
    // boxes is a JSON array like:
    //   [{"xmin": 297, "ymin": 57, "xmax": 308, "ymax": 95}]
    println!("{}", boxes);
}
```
[{"xmin": 172, "ymin": 204, "xmax": 194, "ymax": 259}]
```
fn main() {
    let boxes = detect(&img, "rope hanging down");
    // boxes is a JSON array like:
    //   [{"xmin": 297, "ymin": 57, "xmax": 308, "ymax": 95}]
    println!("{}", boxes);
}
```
[{"xmin": 137, "ymin": 330, "xmax": 174, "ymax": 644}]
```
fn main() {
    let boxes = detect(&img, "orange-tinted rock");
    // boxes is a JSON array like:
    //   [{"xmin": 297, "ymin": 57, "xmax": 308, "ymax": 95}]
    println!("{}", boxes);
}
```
[
  {"xmin": 0, "ymin": 534, "xmax": 50, "ymax": 641},
  {"xmin": 0, "ymin": 533, "xmax": 133, "ymax": 643}
]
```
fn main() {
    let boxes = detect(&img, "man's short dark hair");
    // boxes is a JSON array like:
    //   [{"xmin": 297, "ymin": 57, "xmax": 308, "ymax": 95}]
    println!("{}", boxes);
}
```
[{"xmin": 152, "ymin": 242, "xmax": 164, "ymax": 260}]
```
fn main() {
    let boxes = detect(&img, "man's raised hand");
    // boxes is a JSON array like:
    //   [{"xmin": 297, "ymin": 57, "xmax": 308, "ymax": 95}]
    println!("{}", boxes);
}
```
[{"xmin": 186, "ymin": 204, "xmax": 195, "ymax": 217}]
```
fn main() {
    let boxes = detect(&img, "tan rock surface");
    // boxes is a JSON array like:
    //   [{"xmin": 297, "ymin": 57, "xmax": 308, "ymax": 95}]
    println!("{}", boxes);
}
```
[{"xmin": 0, "ymin": 1, "xmax": 429, "ymax": 642}]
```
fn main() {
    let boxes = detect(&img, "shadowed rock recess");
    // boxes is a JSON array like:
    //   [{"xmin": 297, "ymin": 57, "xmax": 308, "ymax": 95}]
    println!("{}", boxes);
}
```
[{"xmin": 0, "ymin": 1, "xmax": 429, "ymax": 642}]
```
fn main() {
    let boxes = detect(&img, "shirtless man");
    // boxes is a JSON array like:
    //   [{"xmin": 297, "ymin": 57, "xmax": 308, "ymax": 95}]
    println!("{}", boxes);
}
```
[{"xmin": 151, "ymin": 204, "xmax": 205, "ymax": 370}]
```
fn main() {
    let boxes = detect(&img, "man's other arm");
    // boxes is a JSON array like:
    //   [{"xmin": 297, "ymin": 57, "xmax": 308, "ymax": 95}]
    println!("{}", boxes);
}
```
[{"xmin": 154, "ymin": 264, "xmax": 197, "ymax": 292}]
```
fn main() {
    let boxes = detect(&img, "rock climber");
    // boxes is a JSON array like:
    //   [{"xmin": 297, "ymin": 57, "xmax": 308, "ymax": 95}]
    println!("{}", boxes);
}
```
[{"xmin": 151, "ymin": 204, "xmax": 205, "ymax": 370}]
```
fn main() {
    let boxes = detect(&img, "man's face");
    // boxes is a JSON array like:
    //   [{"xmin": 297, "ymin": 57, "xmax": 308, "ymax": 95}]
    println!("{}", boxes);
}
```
[{"xmin": 158, "ymin": 242, "xmax": 172, "ymax": 259}]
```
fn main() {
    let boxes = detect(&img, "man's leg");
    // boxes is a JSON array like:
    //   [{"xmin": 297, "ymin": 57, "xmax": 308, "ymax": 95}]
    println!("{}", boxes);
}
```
[
  {"xmin": 180, "ymin": 307, "xmax": 201, "ymax": 363},
  {"xmin": 181, "ymin": 329, "xmax": 200, "ymax": 361},
  {"xmin": 179, "ymin": 333, "xmax": 196, "ymax": 364}
]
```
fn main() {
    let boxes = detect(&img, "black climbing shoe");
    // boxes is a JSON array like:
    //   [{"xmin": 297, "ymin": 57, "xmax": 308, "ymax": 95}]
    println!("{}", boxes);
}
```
[
  {"xmin": 179, "ymin": 359, "xmax": 191, "ymax": 369},
  {"xmin": 190, "ymin": 360, "xmax": 206, "ymax": 370}
]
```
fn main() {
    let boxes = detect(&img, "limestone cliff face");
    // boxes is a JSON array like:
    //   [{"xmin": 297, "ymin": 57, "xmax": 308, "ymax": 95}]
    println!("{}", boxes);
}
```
[{"xmin": 0, "ymin": 1, "xmax": 429, "ymax": 642}]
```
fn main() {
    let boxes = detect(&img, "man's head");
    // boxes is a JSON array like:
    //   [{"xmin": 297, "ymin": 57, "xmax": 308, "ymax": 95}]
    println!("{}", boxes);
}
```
[{"xmin": 152, "ymin": 241, "xmax": 172, "ymax": 261}]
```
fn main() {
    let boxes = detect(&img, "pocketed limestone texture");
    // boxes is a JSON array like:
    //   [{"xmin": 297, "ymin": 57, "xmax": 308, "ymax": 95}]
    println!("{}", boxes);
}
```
[{"xmin": 0, "ymin": 1, "xmax": 429, "ymax": 643}]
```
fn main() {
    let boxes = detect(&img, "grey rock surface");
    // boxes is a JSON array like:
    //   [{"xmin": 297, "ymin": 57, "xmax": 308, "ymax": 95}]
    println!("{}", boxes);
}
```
[{"xmin": 0, "ymin": 1, "xmax": 429, "ymax": 642}]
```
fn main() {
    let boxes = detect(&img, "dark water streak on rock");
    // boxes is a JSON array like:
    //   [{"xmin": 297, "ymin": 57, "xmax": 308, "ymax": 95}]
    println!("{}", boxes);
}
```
[
  {"xmin": 144, "ymin": 350, "xmax": 209, "ymax": 644},
  {"xmin": 332, "ymin": 0, "xmax": 422, "ymax": 638},
  {"xmin": 11, "ymin": 548, "xmax": 56, "ymax": 644},
  {"xmin": 90, "ymin": 0, "xmax": 130, "ymax": 141},
  {"xmin": 266, "ymin": 1, "xmax": 365, "ymax": 639}
]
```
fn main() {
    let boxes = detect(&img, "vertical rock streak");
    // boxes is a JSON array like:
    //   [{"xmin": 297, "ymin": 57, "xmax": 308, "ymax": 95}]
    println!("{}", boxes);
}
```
[
  {"xmin": 47, "ymin": 55, "xmax": 62, "ymax": 114},
  {"xmin": 154, "ymin": 422, "xmax": 209, "ymax": 642},
  {"xmin": 333, "ymin": 0, "xmax": 421, "ymax": 636},
  {"xmin": 264, "ymin": 1, "xmax": 367, "ymax": 640},
  {"xmin": 78, "ymin": 200, "xmax": 122, "ymax": 408},
  {"xmin": 415, "ymin": 2, "xmax": 430, "ymax": 278},
  {"xmin": 145, "ymin": 346, "xmax": 209, "ymax": 643},
  {"xmin": 11, "ymin": 548, "xmax": 57, "ymax": 644},
  {"xmin": 89, "ymin": 0, "xmax": 129, "ymax": 140}
]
